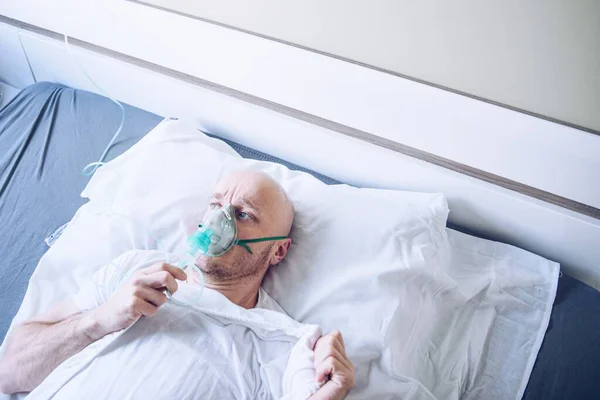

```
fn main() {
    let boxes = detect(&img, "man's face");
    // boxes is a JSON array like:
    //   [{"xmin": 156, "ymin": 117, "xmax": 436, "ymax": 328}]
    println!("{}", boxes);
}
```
[{"xmin": 194, "ymin": 171, "xmax": 293, "ymax": 282}]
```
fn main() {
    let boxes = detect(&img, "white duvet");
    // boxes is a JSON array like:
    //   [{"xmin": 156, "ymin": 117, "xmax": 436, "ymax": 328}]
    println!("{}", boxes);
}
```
[{"xmin": 26, "ymin": 250, "xmax": 321, "ymax": 400}]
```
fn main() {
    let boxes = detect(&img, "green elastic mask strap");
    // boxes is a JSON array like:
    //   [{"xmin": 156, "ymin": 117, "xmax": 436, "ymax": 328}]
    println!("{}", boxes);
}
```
[{"xmin": 236, "ymin": 236, "xmax": 288, "ymax": 254}]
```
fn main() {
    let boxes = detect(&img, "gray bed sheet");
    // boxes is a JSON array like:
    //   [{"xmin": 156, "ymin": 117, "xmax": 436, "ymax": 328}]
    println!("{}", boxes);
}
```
[{"xmin": 0, "ymin": 82, "xmax": 598, "ymax": 398}]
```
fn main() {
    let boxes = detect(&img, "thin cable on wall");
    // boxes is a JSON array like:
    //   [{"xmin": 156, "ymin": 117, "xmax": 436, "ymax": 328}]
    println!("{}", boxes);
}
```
[
  {"xmin": 64, "ymin": 34, "xmax": 126, "ymax": 176},
  {"xmin": 17, "ymin": 31, "xmax": 38, "ymax": 84}
]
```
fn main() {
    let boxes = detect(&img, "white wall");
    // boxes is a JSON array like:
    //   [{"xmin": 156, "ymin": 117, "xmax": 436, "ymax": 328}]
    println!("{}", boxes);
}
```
[
  {"xmin": 142, "ymin": 0, "xmax": 600, "ymax": 132},
  {"xmin": 1, "ymin": 22, "xmax": 600, "ymax": 291},
  {"xmin": 0, "ymin": 22, "xmax": 36, "ymax": 88}
]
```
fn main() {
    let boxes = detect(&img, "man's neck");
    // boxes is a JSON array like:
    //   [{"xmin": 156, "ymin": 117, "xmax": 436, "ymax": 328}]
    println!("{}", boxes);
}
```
[
  {"xmin": 206, "ymin": 282, "xmax": 259, "ymax": 309},
  {"xmin": 186, "ymin": 266, "xmax": 265, "ymax": 309},
  {"xmin": 203, "ymin": 276, "xmax": 262, "ymax": 309}
]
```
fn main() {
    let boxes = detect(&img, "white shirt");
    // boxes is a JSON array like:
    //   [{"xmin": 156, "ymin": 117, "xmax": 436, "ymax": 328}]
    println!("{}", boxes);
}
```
[{"xmin": 27, "ymin": 250, "xmax": 321, "ymax": 400}]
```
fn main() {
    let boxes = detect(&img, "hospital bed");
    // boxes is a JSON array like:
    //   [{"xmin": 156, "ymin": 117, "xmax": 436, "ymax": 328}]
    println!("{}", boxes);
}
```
[{"xmin": 1, "ymin": 83, "xmax": 599, "ymax": 398}]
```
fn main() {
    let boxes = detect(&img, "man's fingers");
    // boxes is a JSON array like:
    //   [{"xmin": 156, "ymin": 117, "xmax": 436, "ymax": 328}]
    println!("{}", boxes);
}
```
[
  {"xmin": 314, "ymin": 331, "xmax": 350, "ymax": 366},
  {"xmin": 151, "ymin": 271, "xmax": 178, "ymax": 294},
  {"xmin": 133, "ymin": 297, "xmax": 158, "ymax": 317},
  {"xmin": 314, "ymin": 343, "xmax": 344, "ymax": 368},
  {"xmin": 314, "ymin": 345, "xmax": 354, "ymax": 379},
  {"xmin": 312, "ymin": 331, "xmax": 355, "ymax": 394},
  {"xmin": 329, "ymin": 330, "xmax": 345, "ymax": 348},
  {"xmin": 143, "ymin": 263, "xmax": 187, "ymax": 281},
  {"xmin": 315, "ymin": 356, "xmax": 349, "ymax": 384},
  {"xmin": 135, "ymin": 271, "xmax": 179, "ymax": 294},
  {"xmin": 134, "ymin": 286, "xmax": 167, "ymax": 307},
  {"xmin": 315, "ymin": 356, "xmax": 334, "ymax": 384},
  {"xmin": 313, "ymin": 330, "xmax": 355, "ymax": 386},
  {"xmin": 315, "ymin": 333, "xmax": 345, "ymax": 357}
]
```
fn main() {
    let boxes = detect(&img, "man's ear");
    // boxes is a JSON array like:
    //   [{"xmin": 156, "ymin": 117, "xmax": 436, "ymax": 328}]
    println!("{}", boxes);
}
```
[{"xmin": 270, "ymin": 238, "xmax": 292, "ymax": 266}]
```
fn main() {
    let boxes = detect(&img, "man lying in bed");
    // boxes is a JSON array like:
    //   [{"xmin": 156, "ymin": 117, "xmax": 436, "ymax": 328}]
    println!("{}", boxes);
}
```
[{"xmin": 0, "ymin": 170, "xmax": 355, "ymax": 399}]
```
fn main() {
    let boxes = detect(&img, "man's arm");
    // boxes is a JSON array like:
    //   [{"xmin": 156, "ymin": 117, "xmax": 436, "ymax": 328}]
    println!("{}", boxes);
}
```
[
  {"xmin": 308, "ymin": 331, "xmax": 355, "ymax": 400},
  {"xmin": 0, "ymin": 263, "xmax": 186, "ymax": 394},
  {"xmin": 0, "ymin": 301, "xmax": 101, "ymax": 394}
]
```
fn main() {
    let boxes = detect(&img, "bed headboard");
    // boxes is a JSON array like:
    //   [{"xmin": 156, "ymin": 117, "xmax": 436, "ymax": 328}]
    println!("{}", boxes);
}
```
[{"xmin": 1, "ymin": 1, "xmax": 599, "ymax": 290}]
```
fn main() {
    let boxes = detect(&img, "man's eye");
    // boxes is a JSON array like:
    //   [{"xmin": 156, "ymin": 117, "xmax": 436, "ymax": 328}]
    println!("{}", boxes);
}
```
[
  {"xmin": 209, "ymin": 202, "xmax": 220, "ymax": 210},
  {"xmin": 237, "ymin": 211, "xmax": 251, "ymax": 221}
]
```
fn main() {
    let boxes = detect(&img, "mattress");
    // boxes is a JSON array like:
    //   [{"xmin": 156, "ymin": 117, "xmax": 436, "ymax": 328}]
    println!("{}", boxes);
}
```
[{"xmin": 0, "ymin": 82, "xmax": 598, "ymax": 398}]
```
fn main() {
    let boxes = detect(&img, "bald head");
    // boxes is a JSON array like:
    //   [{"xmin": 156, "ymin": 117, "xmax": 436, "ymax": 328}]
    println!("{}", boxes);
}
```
[{"xmin": 213, "ymin": 170, "xmax": 294, "ymax": 237}]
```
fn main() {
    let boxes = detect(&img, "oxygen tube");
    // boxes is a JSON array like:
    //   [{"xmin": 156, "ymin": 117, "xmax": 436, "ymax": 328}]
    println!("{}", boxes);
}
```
[{"xmin": 64, "ymin": 34, "xmax": 205, "ymax": 306}]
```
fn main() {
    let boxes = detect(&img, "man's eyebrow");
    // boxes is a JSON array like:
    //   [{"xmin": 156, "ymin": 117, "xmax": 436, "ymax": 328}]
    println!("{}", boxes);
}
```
[
  {"xmin": 239, "ymin": 196, "xmax": 260, "ymax": 212},
  {"xmin": 212, "ymin": 192, "xmax": 260, "ymax": 212}
]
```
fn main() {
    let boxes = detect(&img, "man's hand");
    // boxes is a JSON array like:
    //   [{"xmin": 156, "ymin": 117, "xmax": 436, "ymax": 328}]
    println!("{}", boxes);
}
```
[
  {"xmin": 90, "ymin": 263, "xmax": 187, "ymax": 338},
  {"xmin": 310, "ymin": 330, "xmax": 355, "ymax": 400},
  {"xmin": 0, "ymin": 261, "xmax": 187, "ymax": 394}
]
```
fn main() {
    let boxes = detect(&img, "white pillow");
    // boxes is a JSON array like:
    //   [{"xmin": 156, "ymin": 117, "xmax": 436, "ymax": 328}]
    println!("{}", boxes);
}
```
[
  {"xmin": 11, "ymin": 119, "xmax": 449, "ymax": 398},
  {"xmin": 81, "ymin": 118, "xmax": 242, "ymax": 201},
  {"xmin": 44, "ymin": 119, "xmax": 241, "ymax": 247},
  {"xmin": 82, "ymin": 119, "xmax": 450, "ymax": 332}
]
